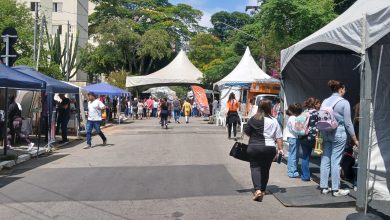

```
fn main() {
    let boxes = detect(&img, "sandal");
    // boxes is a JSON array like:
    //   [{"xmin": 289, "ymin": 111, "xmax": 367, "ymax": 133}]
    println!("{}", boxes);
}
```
[{"xmin": 252, "ymin": 190, "xmax": 264, "ymax": 202}]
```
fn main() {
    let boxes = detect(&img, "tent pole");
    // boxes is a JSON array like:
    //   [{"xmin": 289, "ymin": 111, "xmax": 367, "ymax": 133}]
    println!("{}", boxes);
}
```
[
  {"xmin": 356, "ymin": 51, "xmax": 372, "ymax": 213},
  {"xmin": 3, "ymin": 88, "xmax": 9, "ymax": 155}
]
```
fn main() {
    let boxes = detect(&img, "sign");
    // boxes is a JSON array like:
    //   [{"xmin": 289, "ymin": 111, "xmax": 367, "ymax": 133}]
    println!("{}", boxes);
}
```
[
  {"xmin": 191, "ymin": 85, "xmax": 210, "ymax": 115},
  {"xmin": 250, "ymin": 82, "xmax": 280, "ymax": 94}
]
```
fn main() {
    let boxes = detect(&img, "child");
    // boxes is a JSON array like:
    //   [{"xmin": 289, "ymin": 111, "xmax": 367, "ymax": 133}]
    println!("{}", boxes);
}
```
[{"xmin": 285, "ymin": 103, "xmax": 303, "ymax": 178}]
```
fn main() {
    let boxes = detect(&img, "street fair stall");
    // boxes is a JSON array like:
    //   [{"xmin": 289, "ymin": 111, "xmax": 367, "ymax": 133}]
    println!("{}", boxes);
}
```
[
  {"xmin": 280, "ymin": 0, "xmax": 390, "ymax": 212},
  {"xmin": 13, "ymin": 66, "xmax": 79, "ymax": 150},
  {"xmin": 83, "ymin": 82, "xmax": 131, "ymax": 124},
  {"xmin": 126, "ymin": 50, "xmax": 203, "ymax": 88},
  {"xmin": 214, "ymin": 47, "xmax": 280, "ymax": 116},
  {"xmin": 0, "ymin": 64, "xmax": 45, "ymax": 155},
  {"xmin": 143, "ymin": 87, "xmax": 176, "ymax": 100}
]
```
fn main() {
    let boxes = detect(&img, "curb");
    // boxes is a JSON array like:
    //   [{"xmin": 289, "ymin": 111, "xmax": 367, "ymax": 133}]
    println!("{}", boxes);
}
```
[{"xmin": 0, "ymin": 147, "xmax": 48, "ymax": 172}]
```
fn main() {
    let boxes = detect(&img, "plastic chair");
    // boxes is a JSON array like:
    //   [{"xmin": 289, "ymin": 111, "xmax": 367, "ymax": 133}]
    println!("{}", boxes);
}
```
[{"xmin": 238, "ymin": 112, "xmax": 247, "ymax": 134}]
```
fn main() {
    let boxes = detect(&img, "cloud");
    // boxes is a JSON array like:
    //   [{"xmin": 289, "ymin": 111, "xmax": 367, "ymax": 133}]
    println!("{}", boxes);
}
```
[{"xmin": 199, "ymin": 7, "xmax": 226, "ymax": 28}]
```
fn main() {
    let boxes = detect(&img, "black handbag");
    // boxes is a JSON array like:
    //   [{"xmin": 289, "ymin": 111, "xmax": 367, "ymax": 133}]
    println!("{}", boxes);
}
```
[{"xmin": 229, "ymin": 142, "xmax": 250, "ymax": 162}]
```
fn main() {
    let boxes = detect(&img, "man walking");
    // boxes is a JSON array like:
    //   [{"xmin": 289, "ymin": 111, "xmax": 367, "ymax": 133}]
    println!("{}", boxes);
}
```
[
  {"xmin": 146, "ymin": 96, "xmax": 154, "ymax": 119},
  {"xmin": 86, "ymin": 93, "xmax": 107, "ymax": 149},
  {"xmin": 57, "ymin": 94, "xmax": 70, "ymax": 144},
  {"xmin": 131, "ymin": 98, "xmax": 139, "ymax": 120},
  {"xmin": 173, "ymin": 98, "xmax": 181, "ymax": 123}
]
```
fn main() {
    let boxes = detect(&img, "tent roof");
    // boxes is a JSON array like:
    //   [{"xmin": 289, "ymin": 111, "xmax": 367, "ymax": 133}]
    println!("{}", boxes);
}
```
[
  {"xmin": 214, "ymin": 47, "xmax": 271, "ymax": 88},
  {"xmin": 83, "ymin": 82, "xmax": 130, "ymax": 96},
  {"xmin": 126, "ymin": 50, "xmax": 203, "ymax": 87},
  {"xmin": 13, "ymin": 66, "xmax": 78, "ymax": 93},
  {"xmin": 281, "ymin": 0, "xmax": 390, "ymax": 71},
  {"xmin": 0, "ymin": 64, "xmax": 45, "ymax": 90}
]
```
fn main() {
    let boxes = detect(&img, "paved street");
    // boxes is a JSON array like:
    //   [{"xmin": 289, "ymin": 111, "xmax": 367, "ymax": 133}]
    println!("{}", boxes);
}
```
[{"xmin": 0, "ymin": 118, "xmax": 356, "ymax": 220}]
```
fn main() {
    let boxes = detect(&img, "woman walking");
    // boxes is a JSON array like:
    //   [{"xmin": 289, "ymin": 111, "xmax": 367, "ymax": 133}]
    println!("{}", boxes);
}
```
[
  {"xmin": 319, "ymin": 80, "xmax": 359, "ymax": 196},
  {"xmin": 244, "ymin": 99, "xmax": 283, "ymax": 201},
  {"xmin": 160, "ymin": 98, "xmax": 169, "ymax": 129},
  {"xmin": 137, "ymin": 100, "xmax": 144, "ymax": 120},
  {"xmin": 182, "ymin": 99, "xmax": 192, "ymax": 124},
  {"xmin": 226, "ymin": 93, "xmax": 240, "ymax": 139},
  {"xmin": 299, "ymin": 97, "xmax": 319, "ymax": 181}
]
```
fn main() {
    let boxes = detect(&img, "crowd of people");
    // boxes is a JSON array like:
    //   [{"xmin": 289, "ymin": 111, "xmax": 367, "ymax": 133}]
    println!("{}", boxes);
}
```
[
  {"xmin": 125, "ymin": 96, "xmax": 203, "ymax": 127},
  {"xmin": 228, "ymin": 80, "xmax": 359, "ymax": 202}
]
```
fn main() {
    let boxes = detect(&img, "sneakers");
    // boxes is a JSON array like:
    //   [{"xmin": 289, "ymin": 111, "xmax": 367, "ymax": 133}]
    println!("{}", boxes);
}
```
[
  {"xmin": 84, "ymin": 145, "xmax": 92, "ymax": 149},
  {"xmin": 27, "ymin": 143, "xmax": 35, "ymax": 151},
  {"xmin": 103, "ymin": 140, "xmax": 107, "ymax": 146},
  {"xmin": 321, "ymin": 188, "xmax": 332, "ymax": 194},
  {"xmin": 333, "ymin": 189, "xmax": 350, "ymax": 197}
]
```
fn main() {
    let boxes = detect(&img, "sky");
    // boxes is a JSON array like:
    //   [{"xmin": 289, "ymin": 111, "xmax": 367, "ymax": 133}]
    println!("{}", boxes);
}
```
[{"xmin": 170, "ymin": 0, "xmax": 257, "ymax": 27}]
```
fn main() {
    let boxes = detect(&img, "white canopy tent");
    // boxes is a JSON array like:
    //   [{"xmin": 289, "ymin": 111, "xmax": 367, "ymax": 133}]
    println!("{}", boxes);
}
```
[
  {"xmin": 214, "ymin": 47, "xmax": 271, "ymax": 89},
  {"xmin": 281, "ymin": 0, "xmax": 390, "ymax": 211},
  {"xmin": 143, "ymin": 87, "xmax": 176, "ymax": 99},
  {"xmin": 214, "ymin": 47, "xmax": 275, "ymax": 114},
  {"xmin": 126, "ymin": 50, "xmax": 203, "ymax": 88}
]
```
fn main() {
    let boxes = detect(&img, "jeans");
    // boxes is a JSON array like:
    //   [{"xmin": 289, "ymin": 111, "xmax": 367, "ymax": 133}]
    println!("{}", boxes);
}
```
[
  {"xmin": 320, "ymin": 125, "xmax": 347, "ymax": 190},
  {"xmin": 174, "ymin": 109, "xmax": 181, "ymax": 122},
  {"xmin": 300, "ymin": 140, "xmax": 314, "ymax": 181},
  {"xmin": 248, "ymin": 145, "xmax": 277, "ymax": 191},
  {"xmin": 152, "ymin": 108, "xmax": 157, "ymax": 117},
  {"xmin": 86, "ymin": 120, "xmax": 106, "ymax": 146},
  {"xmin": 287, "ymin": 137, "xmax": 300, "ymax": 177}
]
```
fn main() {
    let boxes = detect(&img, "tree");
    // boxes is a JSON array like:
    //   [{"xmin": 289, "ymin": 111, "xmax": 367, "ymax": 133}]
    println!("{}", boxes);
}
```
[
  {"xmin": 137, "ymin": 29, "xmax": 172, "ymax": 74},
  {"xmin": 211, "ymin": 11, "xmax": 253, "ymax": 41},
  {"xmin": 188, "ymin": 33, "xmax": 222, "ymax": 70},
  {"xmin": 0, "ymin": 0, "xmax": 34, "ymax": 63},
  {"xmin": 202, "ymin": 56, "xmax": 241, "ymax": 89},
  {"xmin": 106, "ymin": 70, "xmax": 128, "ymax": 89},
  {"xmin": 334, "ymin": 0, "xmax": 357, "ymax": 14}
]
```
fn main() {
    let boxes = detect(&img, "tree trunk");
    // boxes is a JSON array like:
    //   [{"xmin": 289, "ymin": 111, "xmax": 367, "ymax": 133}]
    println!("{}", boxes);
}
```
[
  {"xmin": 139, "ymin": 57, "xmax": 145, "ymax": 75},
  {"xmin": 146, "ymin": 58, "xmax": 154, "ymax": 74}
]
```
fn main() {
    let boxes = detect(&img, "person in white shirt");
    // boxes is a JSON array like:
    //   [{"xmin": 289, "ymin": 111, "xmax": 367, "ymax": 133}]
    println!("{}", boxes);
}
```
[
  {"xmin": 86, "ymin": 93, "xmax": 107, "ymax": 148},
  {"xmin": 285, "ymin": 103, "xmax": 303, "ymax": 178}
]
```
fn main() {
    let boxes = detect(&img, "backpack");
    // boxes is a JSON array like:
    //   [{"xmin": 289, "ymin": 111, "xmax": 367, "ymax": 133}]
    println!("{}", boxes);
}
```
[
  {"xmin": 317, "ymin": 98, "xmax": 343, "ymax": 132},
  {"xmin": 292, "ymin": 111, "xmax": 310, "ymax": 136}
]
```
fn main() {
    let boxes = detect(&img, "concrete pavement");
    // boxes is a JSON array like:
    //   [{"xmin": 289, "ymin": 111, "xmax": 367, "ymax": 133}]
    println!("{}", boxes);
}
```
[{"xmin": 0, "ymin": 118, "xmax": 357, "ymax": 220}]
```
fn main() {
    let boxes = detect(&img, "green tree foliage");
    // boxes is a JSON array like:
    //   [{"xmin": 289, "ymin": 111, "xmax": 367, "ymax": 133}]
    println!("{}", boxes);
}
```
[
  {"xmin": 106, "ymin": 70, "xmax": 128, "ymax": 89},
  {"xmin": 202, "ymin": 56, "xmax": 241, "ymax": 89},
  {"xmin": 334, "ymin": 0, "xmax": 357, "ymax": 14},
  {"xmin": 0, "ymin": 0, "xmax": 34, "ymax": 62},
  {"xmin": 211, "ymin": 11, "xmax": 253, "ymax": 41},
  {"xmin": 188, "ymin": 33, "xmax": 222, "ymax": 70},
  {"xmin": 84, "ymin": 0, "xmax": 202, "ymax": 80}
]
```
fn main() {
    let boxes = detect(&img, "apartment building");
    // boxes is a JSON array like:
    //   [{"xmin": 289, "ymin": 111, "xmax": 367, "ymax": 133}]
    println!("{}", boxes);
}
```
[{"xmin": 18, "ymin": 0, "xmax": 90, "ymax": 82}]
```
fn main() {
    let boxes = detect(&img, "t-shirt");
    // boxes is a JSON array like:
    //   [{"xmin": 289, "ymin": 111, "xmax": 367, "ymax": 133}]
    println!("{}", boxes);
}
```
[
  {"xmin": 153, "ymin": 101, "xmax": 159, "ymax": 108},
  {"xmin": 146, "ymin": 99, "xmax": 154, "ymax": 109},
  {"xmin": 88, "ymin": 99, "xmax": 105, "ymax": 121},
  {"xmin": 245, "ymin": 116, "xmax": 283, "ymax": 147},
  {"xmin": 58, "ymin": 98, "xmax": 71, "ymax": 118},
  {"xmin": 173, "ymin": 100, "xmax": 181, "ymax": 110},
  {"xmin": 182, "ymin": 102, "xmax": 192, "ymax": 115},
  {"xmin": 131, "ymin": 100, "xmax": 138, "ymax": 108},
  {"xmin": 212, "ymin": 100, "xmax": 219, "ymax": 110},
  {"xmin": 285, "ymin": 115, "xmax": 297, "ymax": 139},
  {"xmin": 226, "ymin": 100, "xmax": 239, "ymax": 112}
]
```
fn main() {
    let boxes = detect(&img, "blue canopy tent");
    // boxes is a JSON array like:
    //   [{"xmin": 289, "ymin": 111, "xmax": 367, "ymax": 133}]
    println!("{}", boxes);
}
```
[
  {"xmin": 0, "ymin": 64, "xmax": 46, "ymax": 155},
  {"xmin": 13, "ymin": 66, "xmax": 80, "ymax": 150},
  {"xmin": 83, "ymin": 82, "xmax": 130, "ymax": 96},
  {"xmin": 13, "ymin": 66, "xmax": 79, "ymax": 94},
  {"xmin": 0, "ymin": 64, "xmax": 45, "ymax": 90},
  {"xmin": 83, "ymin": 83, "xmax": 130, "ymax": 124}
]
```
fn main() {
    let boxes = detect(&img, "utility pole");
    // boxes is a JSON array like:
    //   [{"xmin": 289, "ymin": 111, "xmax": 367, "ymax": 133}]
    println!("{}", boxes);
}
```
[
  {"xmin": 36, "ymin": 15, "xmax": 46, "ymax": 71},
  {"xmin": 33, "ymin": 3, "xmax": 39, "ymax": 62},
  {"xmin": 65, "ymin": 20, "xmax": 70, "ymax": 81}
]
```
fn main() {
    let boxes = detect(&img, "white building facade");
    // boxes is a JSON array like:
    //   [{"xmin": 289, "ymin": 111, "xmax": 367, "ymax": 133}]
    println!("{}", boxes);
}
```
[{"xmin": 18, "ymin": 0, "xmax": 90, "ymax": 82}]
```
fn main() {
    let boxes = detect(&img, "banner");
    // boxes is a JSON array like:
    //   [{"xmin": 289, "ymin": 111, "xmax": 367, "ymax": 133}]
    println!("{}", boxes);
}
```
[{"xmin": 191, "ymin": 85, "xmax": 210, "ymax": 115}]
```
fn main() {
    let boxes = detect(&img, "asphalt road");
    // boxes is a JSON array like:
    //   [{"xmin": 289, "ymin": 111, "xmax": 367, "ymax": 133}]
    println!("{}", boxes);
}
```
[{"xmin": 0, "ymin": 118, "xmax": 357, "ymax": 220}]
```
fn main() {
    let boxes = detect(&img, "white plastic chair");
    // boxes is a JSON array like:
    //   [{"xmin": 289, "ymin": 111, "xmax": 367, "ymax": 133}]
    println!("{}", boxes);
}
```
[
  {"xmin": 216, "ymin": 111, "xmax": 226, "ymax": 127},
  {"xmin": 238, "ymin": 112, "xmax": 247, "ymax": 134}
]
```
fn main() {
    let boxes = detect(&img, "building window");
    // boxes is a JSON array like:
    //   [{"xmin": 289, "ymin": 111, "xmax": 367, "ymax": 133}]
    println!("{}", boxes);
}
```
[
  {"xmin": 30, "ymin": 2, "xmax": 39, "ymax": 12},
  {"xmin": 52, "ymin": 2, "xmax": 63, "ymax": 12},
  {"xmin": 52, "ymin": 25, "xmax": 62, "ymax": 35}
]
